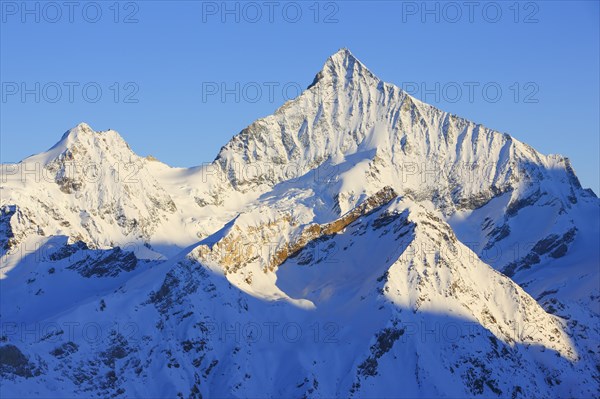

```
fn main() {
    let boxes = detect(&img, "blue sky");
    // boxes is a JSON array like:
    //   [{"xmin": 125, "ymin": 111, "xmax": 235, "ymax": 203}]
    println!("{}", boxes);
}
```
[{"xmin": 1, "ymin": 0, "xmax": 598, "ymax": 193}]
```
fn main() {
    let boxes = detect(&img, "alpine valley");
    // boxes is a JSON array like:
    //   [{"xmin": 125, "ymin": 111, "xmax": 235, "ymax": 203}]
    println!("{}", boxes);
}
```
[{"xmin": 1, "ymin": 49, "xmax": 598, "ymax": 398}]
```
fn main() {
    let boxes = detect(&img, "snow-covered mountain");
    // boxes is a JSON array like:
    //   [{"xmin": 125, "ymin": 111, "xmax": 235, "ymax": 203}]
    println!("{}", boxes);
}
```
[{"xmin": 1, "ymin": 49, "xmax": 598, "ymax": 398}]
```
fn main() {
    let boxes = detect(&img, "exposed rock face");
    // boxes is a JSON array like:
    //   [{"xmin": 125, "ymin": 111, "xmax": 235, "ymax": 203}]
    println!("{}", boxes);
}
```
[
  {"xmin": 0, "ymin": 50, "xmax": 598, "ymax": 398},
  {"xmin": 268, "ymin": 186, "xmax": 398, "ymax": 270},
  {"xmin": 67, "ymin": 247, "xmax": 139, "ymax": 278},
  {"xmin": 0, "ymin": 345, "xmax": 44, "ymax": 378},
  {"xmin": 502, "ymin": 227, "xmax": 578, "ymax": 277}
]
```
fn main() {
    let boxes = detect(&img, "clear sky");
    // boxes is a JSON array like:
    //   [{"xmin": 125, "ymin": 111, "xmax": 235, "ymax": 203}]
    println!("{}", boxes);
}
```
[{"xmin": 1, "ymin": 0, "xmax": 598, "ymax": 193}]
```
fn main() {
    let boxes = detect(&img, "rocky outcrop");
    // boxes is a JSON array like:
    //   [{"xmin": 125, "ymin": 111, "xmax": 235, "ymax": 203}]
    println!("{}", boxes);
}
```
[{"xmin": 269, "ymin": 186, "xmax": 398, "ymax": 270}]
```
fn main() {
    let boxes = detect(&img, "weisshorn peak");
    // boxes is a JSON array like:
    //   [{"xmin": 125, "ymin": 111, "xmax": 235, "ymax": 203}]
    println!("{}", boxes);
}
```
[{"xmin": 0, "ymin": 49, "xmax": 598, "ymax": 399}]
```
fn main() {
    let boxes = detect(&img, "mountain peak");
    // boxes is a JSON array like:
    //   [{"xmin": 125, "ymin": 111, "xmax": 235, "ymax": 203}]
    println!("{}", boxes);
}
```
[
  {"xmin": 55, "ymin": 122, "xmax": 105, "ymax": 145},
  {"xmin": 55, "ymin": 122, "xmax": 94, "ymax": 142},
  {"xmin": 62, "ymin": 123, "xmax": 127, "ymax": 148},
  {"xmin": 74, "ymin": 121, "xmax": 93, "ymax": 132},
  {"xmin": 23, "ymin": 123, "xmax": 134, "ymax": 166},
  {"xmin": 308, "ymin": 48, "xmax": 378, "ymax": 89},
  {"xmin": 328, "ymin": 47, "xmax": 356, "ymax": 63}
]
